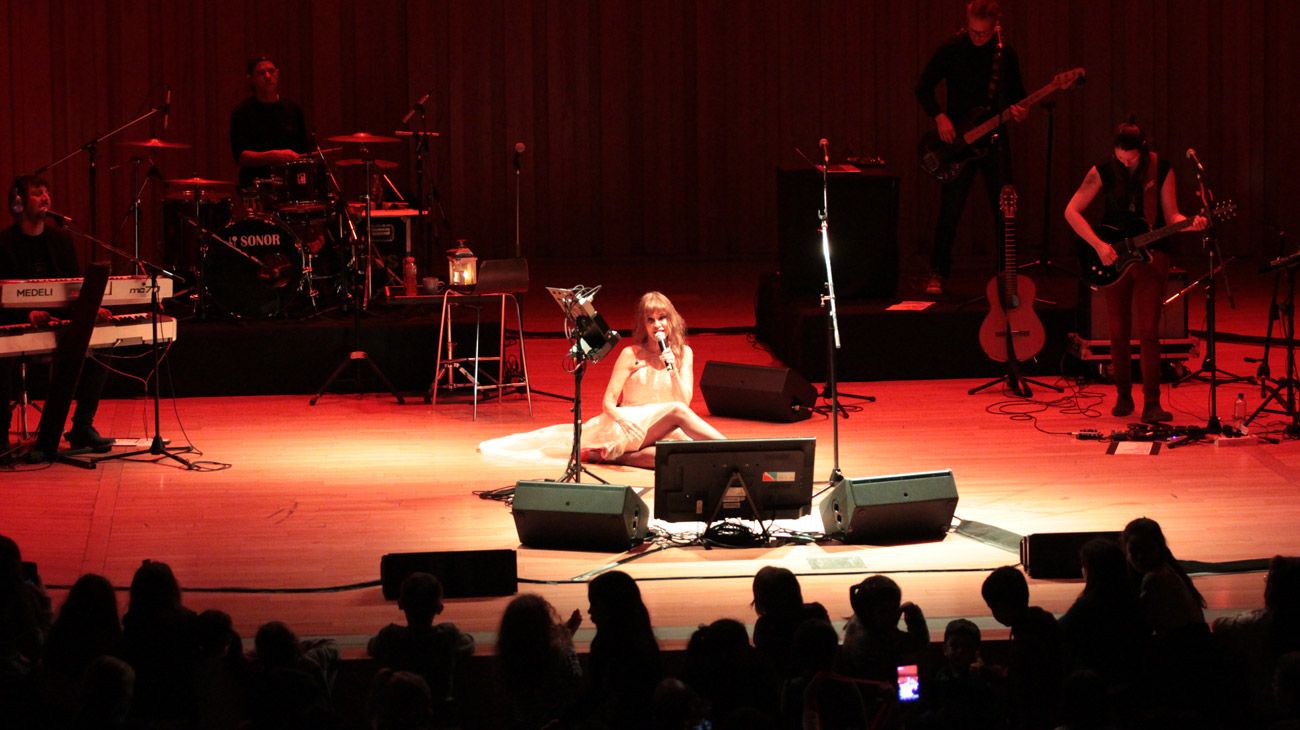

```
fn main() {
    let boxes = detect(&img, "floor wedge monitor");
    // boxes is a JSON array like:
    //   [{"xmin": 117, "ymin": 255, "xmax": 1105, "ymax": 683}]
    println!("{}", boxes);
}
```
[
  {"xmin": 513, "ymin": 480, "xmax": 650, "ymax": 552},
  {"xmin": 819, "ymin": 470, "xmax": 958, "ymax": 545}
]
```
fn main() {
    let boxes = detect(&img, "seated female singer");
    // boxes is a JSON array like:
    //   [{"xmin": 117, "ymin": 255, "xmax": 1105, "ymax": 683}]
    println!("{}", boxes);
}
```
[{"xmin": 479, "ymin": 291, "xmax": 725, "ymax": 468}]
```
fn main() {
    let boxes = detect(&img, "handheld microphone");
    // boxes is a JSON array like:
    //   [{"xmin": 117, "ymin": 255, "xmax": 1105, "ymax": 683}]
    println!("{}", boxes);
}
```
[
  {"xmin": 44, "ymin": 209, "xmax": 74, "ymax": 225},
  {"xmin": 162, "ymin": 86, "xmax": 172, "ymax": 131},
  {"xmin": 402, "ymin": 92, "xmax": 431, "ymax": 126},
  {"xmin": 819, "ymin": 138, "xmax": 830, "ymax": 165},
  {"xmin": 513, "ymin": 141, "xmax": 526, "ymax": 170},
  {"xmin": 654, "ymin": 331, "xmax": 673, "ymax": 372},
  {"xmin": 1186, "ymin": 148, "xmax": 1205, "ymax": 172}
]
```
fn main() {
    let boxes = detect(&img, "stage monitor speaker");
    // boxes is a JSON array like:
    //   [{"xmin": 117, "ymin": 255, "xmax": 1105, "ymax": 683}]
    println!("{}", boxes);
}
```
[
  {"xmin": 776, "ymin": 168, "xmax": 900, "ymax": 299},
  {"xmin": 1020, "ymin": 531, "xmax": 1122, "ymax": 579},
  {"xmin": 513, "ymin": 480, "xmax": 649, "ymax": 552},
  {"xmin": 819, "ymin": 470, "xmax": 958, "ymax": 545},
  {"xmin": 379, "ymin": 549, "xmax": 518, "ymax": 600},
  {"xmin": 1079, "ymin": 268, "xmax": 1188, "ymax": 339},
  {"xmin": 699, "ymin": 361, "xmax": 817, "ymax": 422}
]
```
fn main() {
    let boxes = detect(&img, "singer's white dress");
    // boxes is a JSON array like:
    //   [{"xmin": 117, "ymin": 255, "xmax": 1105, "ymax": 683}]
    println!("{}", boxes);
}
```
[{"xmin": 478, "ymin": 358, "xmax": 687, "ymax": 464}]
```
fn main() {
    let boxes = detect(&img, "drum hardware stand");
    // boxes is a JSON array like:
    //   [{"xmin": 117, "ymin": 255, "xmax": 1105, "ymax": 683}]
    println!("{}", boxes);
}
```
[
  {"xmin": 1245, "ymin": 237, "xmax": 1300, "ymax": 436},
  {"xmin": 32, "ymin": 88, "xmax": 170, "ymax": 243},
  {"xmin": 310, "ymin": 150, "xmax": 405, "ymax": 406},
  {"xmin": 396, "ymin": 94, "xmax": 447, "ymax": 271},
  {"xmin": 1172, "ymin": 155, "xmax": 1248, "ymax": 433},
  {"xmin": 58, "ymin": 226, "xmax": 196, "ymax": 469}
]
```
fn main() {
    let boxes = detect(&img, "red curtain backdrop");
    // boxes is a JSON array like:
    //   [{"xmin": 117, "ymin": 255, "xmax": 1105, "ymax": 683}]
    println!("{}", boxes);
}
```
[{"xmin": 2, "ymin": 0, "xmax": 1296, "ymax": 273}]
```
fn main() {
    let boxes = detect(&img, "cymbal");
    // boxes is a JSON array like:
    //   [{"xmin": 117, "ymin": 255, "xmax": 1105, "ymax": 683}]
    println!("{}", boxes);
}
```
[
  {"xmin": 165, "ymin": 176, "xmax": 235, "ymax": 187},
  {"xmin": 121, "ymin": 137, "xmax": 192, "ymax": 150},
  {"xmin": 324, "ymin": 131, "xmax": 400, "ymax": 144},
  {"xmin": 336, "ymin": 158, "xmax": 398, "ymax": 169}
]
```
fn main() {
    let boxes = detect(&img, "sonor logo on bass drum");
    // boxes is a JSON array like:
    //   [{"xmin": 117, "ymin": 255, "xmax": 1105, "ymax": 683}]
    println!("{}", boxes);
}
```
[{"xmin": 233, "ymin": 234, "xmax": 283, "ymax": 247}]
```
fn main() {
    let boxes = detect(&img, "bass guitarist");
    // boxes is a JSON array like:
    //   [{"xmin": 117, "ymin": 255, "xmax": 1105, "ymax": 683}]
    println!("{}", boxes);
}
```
[
  {"xmin": 1063, "ymin": 118, "xmax": 1206, "ymax": 423},
  {"xmin": 915, "ymin": 0, "xmax": 1027, "ymax": 296}
]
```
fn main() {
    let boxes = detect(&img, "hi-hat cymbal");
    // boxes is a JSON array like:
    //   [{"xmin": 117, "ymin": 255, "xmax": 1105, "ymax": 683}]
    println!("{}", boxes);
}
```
[
  {"xmin": 336, "ymin": 158, "xmax": 398, "ymax": 169},
  {"xmin": 324, "ymin": 131, "xmax": 400, "ymax": 144},
  {"xmin": 165, "ymin": 177, "xmax": 235, "ymax": 187},
  {"xmin": 121, "ymin": 137, "xmax": 192, "ymax": 150}
]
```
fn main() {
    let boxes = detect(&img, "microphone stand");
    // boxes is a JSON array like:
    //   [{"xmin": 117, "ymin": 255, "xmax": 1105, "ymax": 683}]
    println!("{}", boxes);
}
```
[
  {"xmin": 311, "ymin": 150, "xmax": 405, "ymax": 406},
  {"xmin": 1174, "ymin": 155, "xmax": 1250, "ymax": 432},
  {"xmin": 32, "ymin": 95, "xmax": 168, "ymax": 244},
  {"xmin": 59, "ymin": 225, "xmax": 195, "ymax": 469},
  {"xmin": 806, "ymin": 139, "xmax": 872, "ymax": 485}
]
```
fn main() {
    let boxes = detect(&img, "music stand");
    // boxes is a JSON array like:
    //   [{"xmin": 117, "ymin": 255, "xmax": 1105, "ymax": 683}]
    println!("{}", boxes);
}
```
[{"xmin": 546, "ymin": 285, "xmax": 620, "ymax": 483}]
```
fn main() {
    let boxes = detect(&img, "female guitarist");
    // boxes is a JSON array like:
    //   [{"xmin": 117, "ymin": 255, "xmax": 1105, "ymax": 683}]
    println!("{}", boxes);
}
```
[{"xmin": 1064, "ymin": 118, "xmax": 1206, "ymax": 423}]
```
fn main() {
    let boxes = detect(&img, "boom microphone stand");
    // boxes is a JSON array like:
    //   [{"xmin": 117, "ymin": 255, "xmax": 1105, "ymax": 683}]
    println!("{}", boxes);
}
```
[
  {"xmin": 60, "ymin": 225, "xmax": 195, "ymax": 469},
  {"xmin": 1174, "ymin": 150, "xmax": 1250, "ymax": 433},
  {"xmin": 32, "ymin": 89, "xmax": 170, "ymax": 242}
]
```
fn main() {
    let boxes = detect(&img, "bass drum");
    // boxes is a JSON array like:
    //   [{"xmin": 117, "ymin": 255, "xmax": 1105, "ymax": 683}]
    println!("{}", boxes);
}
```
[{"xmin": 206, "ymin": 216, "xmax": 301, "ymax": 317}]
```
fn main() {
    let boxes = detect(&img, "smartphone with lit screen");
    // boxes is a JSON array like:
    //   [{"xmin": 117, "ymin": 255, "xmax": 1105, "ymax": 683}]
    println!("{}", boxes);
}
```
[{"xmin": 896, "ymin": 664, "xmax": 920, "ymax": 703}]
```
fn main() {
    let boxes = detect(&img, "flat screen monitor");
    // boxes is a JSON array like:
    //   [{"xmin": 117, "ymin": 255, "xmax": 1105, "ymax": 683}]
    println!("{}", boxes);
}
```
[{"xmin": 653, "ymin": 437, "xmax": 816, "ymax": 523}]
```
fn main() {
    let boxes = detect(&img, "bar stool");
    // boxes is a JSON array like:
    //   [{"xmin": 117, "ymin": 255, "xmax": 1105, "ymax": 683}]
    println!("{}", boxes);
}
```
[{"xmin": 430, "ymin": 258, "xmax": 533, "ymax": 419}]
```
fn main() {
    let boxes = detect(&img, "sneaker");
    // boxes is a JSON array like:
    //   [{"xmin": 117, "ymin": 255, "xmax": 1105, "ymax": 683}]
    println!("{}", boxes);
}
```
[
  {"xmin": 1141, "ymin": 404, "xmax": 1173, "ymax": 424},
  {"xmin": 65, "ymin": 425, "xmax": 113, "ymax": 453},
  {"xmin": 924, "ymin": 273, "xmax": 944, "ymax": 296},
  {"xmin": 1111, "ymin": 394, "xmax": 1135, "ymax": 417}
]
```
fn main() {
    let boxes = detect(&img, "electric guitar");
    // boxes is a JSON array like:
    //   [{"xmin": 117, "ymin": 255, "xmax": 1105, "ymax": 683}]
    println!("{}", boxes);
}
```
[
  {"xmin": 1076, "ymin": 200, "xmax": 1237, "ymax": 289},
  {"xmin": 919, "ymin": 67, "xmax": 1086, "ymax": 183},
  {"xmin": 978, "ymin": 185, "xmax": 1045, "ymax": 363}
]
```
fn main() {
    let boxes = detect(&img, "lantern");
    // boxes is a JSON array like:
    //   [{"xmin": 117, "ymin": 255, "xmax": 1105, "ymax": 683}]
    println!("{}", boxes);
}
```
[{"xmin": 446, "ymin": 242, "xmax": 477, "ymax": 289}]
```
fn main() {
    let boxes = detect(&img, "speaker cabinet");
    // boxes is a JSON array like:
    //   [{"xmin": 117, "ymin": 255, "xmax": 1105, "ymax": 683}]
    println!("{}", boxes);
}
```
[
  {"xmin": 1079, "ymin": 268, "xmax": 1188, "ymax": 339},
  {"xmin": 1020, "ymin": 531, "xmax": 1122, "ymax": 579},
  {"xmin": 379, "ymin": 549, "xmax": 518, "ymax": 600},
  {"xmin": 699, "ymin": 361, "xmax": 818, "ymax": 423},
  {"xmin": 776, "ymin": 168, "xmax": 901, "ymax": 299},
  {"xmin": 819, "ymin": 470, "xmax": 958, "ymax": 545},
  {"xmin": 512, "ymin": 480, "xmax": 649, "ymax": 552}
]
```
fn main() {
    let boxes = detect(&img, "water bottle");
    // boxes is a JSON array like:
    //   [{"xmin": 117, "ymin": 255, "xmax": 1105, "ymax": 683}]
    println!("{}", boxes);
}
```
[
  {"xmin": 1233, "ymin": 392, "xmax": 1246, "ymax": 432},
  {"xmin": 403, "ymin": 256, "xmax": 418, "ymax": 297}
]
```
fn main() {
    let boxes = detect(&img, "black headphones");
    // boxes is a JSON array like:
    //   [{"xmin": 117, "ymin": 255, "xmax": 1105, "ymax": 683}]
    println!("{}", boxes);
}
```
[{"xmin": 9, "ymin": 178, "xmax": 23, "ymax": 216}]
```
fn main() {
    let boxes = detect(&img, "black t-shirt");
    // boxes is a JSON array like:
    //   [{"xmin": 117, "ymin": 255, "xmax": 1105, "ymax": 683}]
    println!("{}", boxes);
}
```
[
  {"xmin": 229, "ymin": 97, "xmax": 310, "ymax": 187},
  {"xmin": 915, "ymin": 32, "xmax": 1027, "ymax": 125},
  {"xmin": 0, "ymin": 222, "xmax": 81, "ymax": 324}
]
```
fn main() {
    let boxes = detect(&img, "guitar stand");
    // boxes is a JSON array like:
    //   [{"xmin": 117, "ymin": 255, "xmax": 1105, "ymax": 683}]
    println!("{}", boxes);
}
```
[{"xmin": 968, "ymin": 368, "xmax": 1062, "ymax": 398}]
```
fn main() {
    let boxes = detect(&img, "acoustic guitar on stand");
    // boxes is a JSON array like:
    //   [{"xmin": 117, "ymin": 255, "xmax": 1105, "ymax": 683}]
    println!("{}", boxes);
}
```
[
  {"xmin": 978, "ymin": 185, "xmax": 1046, "ymax": 364},
  {"xmin": 919, "ymin": 67, "xmax": 1086, "ymax": 183}
]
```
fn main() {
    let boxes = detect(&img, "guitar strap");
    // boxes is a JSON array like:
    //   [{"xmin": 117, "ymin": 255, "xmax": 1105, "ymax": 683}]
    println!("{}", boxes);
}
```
[
  {"xmin": 986, "ymin": 26, "xmax": 1004, "ymax": 105},
  {"xmin": 1143, "ymin": 151, "xmax": 1159, "ymax": 229}
]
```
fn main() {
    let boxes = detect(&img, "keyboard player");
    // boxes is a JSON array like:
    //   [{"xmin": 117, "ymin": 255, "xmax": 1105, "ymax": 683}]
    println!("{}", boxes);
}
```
[{"xmin": 2, "ymin": 175, "xmax": 113, "ymax": 456}]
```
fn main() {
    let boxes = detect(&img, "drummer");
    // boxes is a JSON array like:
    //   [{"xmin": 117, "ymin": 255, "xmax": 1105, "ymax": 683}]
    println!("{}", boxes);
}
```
[{"xmin": 229, "ymin": 54, "xmax": 311, "ymax": 188}]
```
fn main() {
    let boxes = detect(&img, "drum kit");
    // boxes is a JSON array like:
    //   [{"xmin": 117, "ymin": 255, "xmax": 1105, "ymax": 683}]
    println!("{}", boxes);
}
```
[{"xmin": 127, "ymin": 131, "xmax": 411, "ymax": 319}]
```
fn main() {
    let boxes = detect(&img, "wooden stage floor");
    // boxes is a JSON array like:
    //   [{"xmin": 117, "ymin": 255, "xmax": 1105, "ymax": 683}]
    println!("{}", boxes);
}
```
[{"xmin": 4, "ymin": 257, "xmax": 1300, "ymax": 656}]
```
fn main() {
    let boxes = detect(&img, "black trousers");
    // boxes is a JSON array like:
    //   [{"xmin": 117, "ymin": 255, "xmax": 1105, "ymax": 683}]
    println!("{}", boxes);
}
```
[
  {"xmin": 3, "ymin": 356, "xmax": 109, "ymax": 444},
  {"xmin": 929, "ymin": 148, "xmax": 1012, "ymax": 278}
]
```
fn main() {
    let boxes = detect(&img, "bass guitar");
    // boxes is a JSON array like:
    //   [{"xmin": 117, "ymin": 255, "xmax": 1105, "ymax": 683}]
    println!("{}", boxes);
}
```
[
  {"xmin": 1076, "ymin": 200, "xmax": 1237, "ymax": 289},
  {"xmin": 919, "ymin": 67, "xmax": 1086, "ymax": 183},
  {"xmin": 978, "ymin": 185, "xmax": 1045, "ymax": 363}
]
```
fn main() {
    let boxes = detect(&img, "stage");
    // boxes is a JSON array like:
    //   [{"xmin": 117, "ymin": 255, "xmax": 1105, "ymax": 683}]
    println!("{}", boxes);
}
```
[{"xmin": 4, "ymin": 257, "xmax": 1299, "ymax": 660}]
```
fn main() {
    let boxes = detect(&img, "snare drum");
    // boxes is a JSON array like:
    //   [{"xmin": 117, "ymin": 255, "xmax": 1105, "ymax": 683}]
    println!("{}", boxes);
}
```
[
  {"xmin": 272, "ymin": 158, "xmax": 329, "ymax": 213},
  {"xmin": 206, "ymin": 216, "xmax": 301, "ymax": 317}
]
